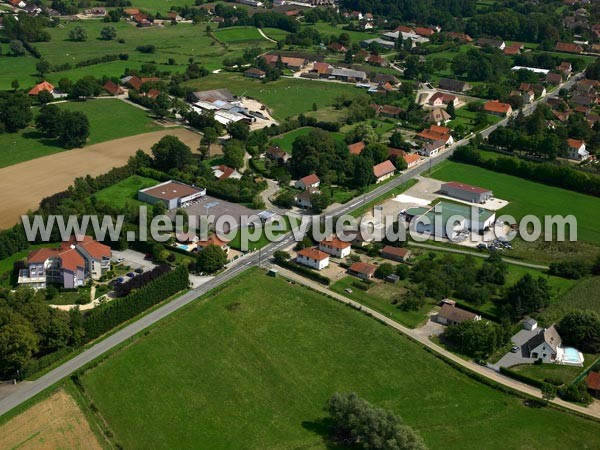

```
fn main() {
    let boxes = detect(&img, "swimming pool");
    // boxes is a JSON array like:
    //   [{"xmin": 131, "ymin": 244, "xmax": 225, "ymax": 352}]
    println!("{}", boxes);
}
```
[
  {"xmin": 176, "ymin": 244, "xmax": 191, "ymax": 251},
  {"xmin": 561, "ymin": 347, "xmax": 584, "ymax": 366}
]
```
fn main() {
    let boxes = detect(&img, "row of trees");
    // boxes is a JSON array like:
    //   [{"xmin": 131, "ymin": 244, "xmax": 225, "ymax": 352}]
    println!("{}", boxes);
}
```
[{"xmin": 36, "ymin": 104, "xmax": 90, "ymax": 148}]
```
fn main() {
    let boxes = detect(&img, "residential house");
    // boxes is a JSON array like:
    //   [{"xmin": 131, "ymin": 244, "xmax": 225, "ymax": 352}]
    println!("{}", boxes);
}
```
[
  {"xmin": 545, "ymin": 72, "xmax": 563, "ymax": 85},
  {"xmin": 348, "ymin": 141, "xmax": 366, "ymax": 155},
  {"xmin": 555, "ymin": 42, "xmax": 584, "ymax": 54},
  {"xmin": 328, "ymin": 42, "xmax": 347, "ymax": 53},
  {"xmin": 28, "ymin": 81, "xmax": 54, "ymax": 96},
  {"xmin": 520, "ymin": 83, "xmax": 546, "ymax": 98},
  {"xmin": 572, "ymin": 93, "xmax": 597, "ymax": 106},
  {"xmin": 212, "ymin": 165, "xmax": 242, "ymax": 180},
  {"xmin": 103, "ymin": 80, "xmax": 124, "ymax": 96},
  {"xmin": 420, "ymin": 139, "xmax": 446, "ymax": 157},
  {"xmin": 557, "ymin": 61, "xmax": 572, "ymax": 78},
  {"xmin": 196, "ymin": 234, "xmax": 230, "ymax": 254},
  {"xmin": 446, "ymin": 32, "xmax": 472, "ymax": 42},
  {"xmin": 423, "ymin": 108, "xmax": 451, "ymax": 125},
  {"xmin": 263, "ymin": 54, "xmax": 307, "ymax": 70},
  {"xmin": 417, "ymin": 125, "xmax": 454, "ymax": 146},
  {"xmin": 525, "ymin": 325, "xmax": 561, "ymax": 363},
  {"xmin": 367, "ymin": 54, "xmax": 387, "ymax": 67},
  {"xmin": 244, "ymin": 68, "xmax": 266, "ymax": 79},
  {"xmin": 295, "ymin": 187, "xmax": 319, "ymax": 209},
  {"xmin": 414, "ymin": 26, "xmax": 435, "ymax": 37},
  {"xmin": 373, "ymin": 160, "xmax": 396, "ymax": 183},
  {"xmin": 319, "ymin": 236, "xmax": 352, "ymax": 258},
  {"xmin": 74, "ymin": 236, "xmax": 112, "ymax": 280},
  {"xmin": 503, "ymin": 46, "xmax": 520, "ymax": 56},
  {"xmin": 428, "ymin": 92, "xmax": 457, "ymax": 108},
  {"xmin": 381, "ymin": 245, "xmax": 411, "ymax": 262},
  {"xmin": 348, "ymin": 261, "xmax": 377, "ymax": 280},
  {"xmin": 373, "ymin": 73, "xmax": 400, "ymax": 86},
  {"xmin": 295, "ymin": 173, "xmax": 320, "ymax": 190},
  {"xmin": 296, "ymin": 247, "xmax": 329, "ymax": 270},
  {"xmin": 403, "ymin": 152, "xmax": 420, "ymax": 168},
  {"xmin": 483, "ymin": 100, "xmax": 513, "ymax": 117},
  {"xmin": 438, "ymin": 77, "xmax": 471, "ymax": 93},
  {"xmin": 476, "ymin": 38, "xmax": 506, "ymax": 50},
  {"xmin": 566, "ymin": 138, "xmax": 590, "ymax": 161},
  {"xmin": 380, "ymin": 105, "xmax": 403, "ymax": 118},
  {"xmin": 265, "ymin": 145, "xmax": 290, "ymax": 164},
  {"xmin": 437, "ymin": 303, "xmax": 481, "ymax": 325}
]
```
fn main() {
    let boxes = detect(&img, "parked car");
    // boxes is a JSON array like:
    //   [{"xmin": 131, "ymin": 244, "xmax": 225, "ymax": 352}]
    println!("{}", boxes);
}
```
[
  {"xmin": 134, "ymin": 268, "xmax": 144, "ymax": 274},
  {"xmin": 116, "ymin": 277, "xmax": 125, "ymax": 283},
  {"xmin": 477, "ymin": 243, "xmax": 487, "ymax": 250},
  {"xmin": 510, "ymin": 346, "xmax": 520, "ymax": 353},
  {"xmin": 126, "ymin": 272, "xmax": 136, "ymax": 278},
  {"xmin": 116, "ymin": 257, "xmax": 125, "ymax": 263}
]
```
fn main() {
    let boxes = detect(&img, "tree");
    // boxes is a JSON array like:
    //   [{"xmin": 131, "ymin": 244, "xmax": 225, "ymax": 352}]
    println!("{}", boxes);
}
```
[
  {"xmin": 58, "ymin": 110, "xmax": 90, "ymax": 148},
  {"xmin": 375, "ymin": 263, "xmax": 395, "ymax": 279},
  {"xmin": 35, "ymin": 104, "xmax": 62, "ymax": 136},
  {"xmin": 151, "ymin": 135, "xmax": 193, "ymax": 171},
  {"xmin": 446, "ymin": 101, "xmax": 456, "ymax": 119},
  {"xmin": 69, "ymin": 25, "xmax": 88, "ymax": 42},
  {"xmin": 558, "ymin": 310, "xmax": 600, "ymax": 353},
  {"xmin": 222, "ymin": 139, "xmax": 245, "ymax": 170},
  {"xmin": 35, "ymin": 59, "xmax": 51, "ymax": 77},
  {"xmin": 444, "ymin": 320, "xmax": 502, "ymax": 357},
  {"xmin": 37, "ymin": 89, "xmax": 53, "ymax": 105},
  {"xmin": 100, "ymin": 26, "xmax": 117, "ymax": 40},
  {"xmin": 151, "ymin": 93, "xmax": 171, "ymax": 119},
  {"xmin": 310, "ymin": 192, "xmax": 329, "ymax": 213},
  {"xmin": 541, "ymin": 383, "xmax": 556, "ymax": 404},
  {"xmin": 196, "ymin": 244, "xmax": 227, "ymax": 273},
  {"xmin": 389, "ymin": 131, "xmax": 406, "ymax": 149},
  {"xmin": 226, "ymin": 121, "xmax": 250, "ymax": 142},
  {"xmin": 70, "ymin": 77, "xmax": 100, "ymax": 99},
  {"xmin": 9, "ymin": 40, "xmax": 25, "ymax": 56},
  {"xmin": 504, "ymin": 274, "xmax": 550, "ymax": 319},
  {"xmin": 0, "ymin": 92, "xmax": 33, "ymax": 132},
  {"xmin": 273, "ymin": 250, "xmax": 290, "ymax": 264},
  {"xmin": 274, "ymin": 190, "xmax": 295, "ymax": 208},
  {"xmin": 353, "ymin": 155, "xmax": 374, "ymax": 188},
  {"xmin": 327, "ymin": 393, "xmax": 427, "ymax": 450},
  {"xmin": 0, "ymin": 313, "xmax": 39, "ymax": 374},
  {"xmin": 11, "ymin": 80, "xmax": 19, "ymax": 91}
]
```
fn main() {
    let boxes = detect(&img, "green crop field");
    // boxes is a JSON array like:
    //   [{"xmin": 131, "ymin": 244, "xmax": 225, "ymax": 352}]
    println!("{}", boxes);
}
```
[
  {"xmin": 428, "ymin": 160, "xmax": 600, "ymax": 245},
  {"xmin": 540, "ymin": 276, "xmax": 600, "ymax": 324},
  {"xmin": 261, "ymin": 27, "xmax": 289, "ymax": 42},
  {"xmin": 93, "ymin": 175, "xmax": 159, "ymax": 209},
  {"xmin": 78, "ymin": 268, "xmax": 600, "ymax": 449},
  {"xmin": 0, "ymin": 22, "xmax": 277, "ymax": 90},
  {"xmin": 304, "ymin": 22, "xmax": 377, "ymax": 44},
  {"xmin": 184, "ymin": 73, "xmax": 360, "ymax": 119},
  {"xmin": 0, "ymin": 99, "xmax": 161, "ymax": 168},
  {"xmin": 213, "ymin": 26, "xmax": 267, "ymax": 43},
  {"xmin": 270, "ymin": 126, "xmax": 345, "ymax": 152}
]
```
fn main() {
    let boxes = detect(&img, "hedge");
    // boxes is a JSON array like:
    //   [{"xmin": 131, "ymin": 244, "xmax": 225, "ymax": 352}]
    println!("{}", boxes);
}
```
[
  {"xmin": 499, "ymin": 366, "xmax": 545, "ymax": 389},
  {"xmin": 19, "ymin": 346, "xmax": 75, "ymax": 380},
  {"xmin": 83, "ymin": 266, "xmax": 189, "ymax": 340},
  {"xmin": 277, "ymin": 259, "xmax": 330, "ymax": 285}
]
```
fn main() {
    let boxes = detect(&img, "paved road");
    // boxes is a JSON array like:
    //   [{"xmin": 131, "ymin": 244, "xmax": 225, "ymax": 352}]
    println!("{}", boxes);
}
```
[
  {"xmin": 408, "ymin": 242, "xmax": 550, "ymax": 270},
  {"xmin": 0, "ymin": 73, "xmax": 583, "ymax": 418},
  {"xmin": 275, "ymin": 266, "xmax": 600, "ymax": 420}
]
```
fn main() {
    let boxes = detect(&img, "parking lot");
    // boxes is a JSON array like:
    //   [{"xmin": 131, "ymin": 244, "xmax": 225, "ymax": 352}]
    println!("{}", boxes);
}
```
[{"xmin": 112, "ymin": 249, "xmax": 158, "ymax": 272}]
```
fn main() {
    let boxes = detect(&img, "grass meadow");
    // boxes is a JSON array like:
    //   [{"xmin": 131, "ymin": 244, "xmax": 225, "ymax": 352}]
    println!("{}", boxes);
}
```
[
  {"xmin": 0, "ymin": 99, "xmax": 161, "ymax": 168},
  {"xmin": 269, "ymin": 126, "xmax": 345, "ymax": 152},
  {"xmin": 93, "ymin": 174, "xmax": 159, "ymax": 209},
  {"xmin": 78, "ymin": 268, "xmax": 600, "ymax": 450},
  {"xmin": 428, "ymin": 160, "xmax": 600, "ymax": 245}
]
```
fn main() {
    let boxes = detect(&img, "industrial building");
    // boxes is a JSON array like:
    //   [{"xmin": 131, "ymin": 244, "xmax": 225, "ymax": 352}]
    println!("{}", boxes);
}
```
[
  {"xmin": 440, "ymin": 182, "xmax": 493, "ymax": 204},
  {"xmin": 138, "ymin": 180, "xmax": 206, "ymax": 209},
  {"xmin": 411, "ymin": 201, "xmax": 496, "ymax": 239}
]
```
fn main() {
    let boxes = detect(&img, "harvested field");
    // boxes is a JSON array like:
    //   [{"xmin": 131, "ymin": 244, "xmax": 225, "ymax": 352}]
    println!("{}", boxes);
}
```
[
  {"xmin": 0, "ymin": 128, "xmax": 200, "ymax": 230},
  {"xmin": 0, "ymin": 388, "xmax": 102, "ymax": 450}
]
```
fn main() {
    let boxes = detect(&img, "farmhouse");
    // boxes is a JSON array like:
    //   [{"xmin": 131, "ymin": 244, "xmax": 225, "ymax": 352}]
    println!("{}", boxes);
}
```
[
  {"xmin": 18, "ymin": 236, "xmax": 111, "ymax": 289},
  {"xmin": 437, "ymin": 303, "xmax": 481, "ymax": 326},
  {"xmin": 266, "ymin": 145, "xmax": 290, "ymax": 163},
  {"xmin": 438, "ymin": 78, "xmax": 471, "ymax": 93},
  {"xmin": 373, "ymin": 160, "xmax": 396, "ymax": 183},
  {"xmin": 440, "ymin": 181, "xmax": 493, "ymax": 204},
  {"xmin": 483, "ymin": 100, "xmax": 513, "ymax": 117},
  {"xmin": 555, "ymin": 42, "xmax": 583, "ymax": 54},
  {"xmin": 412, "ymin": 201, "xmax": 496, "ymax": 239},
  {"xmin": 138, "ymin": 180, "xmax": 206, "ymax": 209},
  {"xmin": 189, "ymin": 88, "xmax": 257, "ymax": 126},
  {"xmin": 348, "ymin": 261, "xmax": 377, "ymax": 280},
  {"xmin": 330, "ymin": 67, "xmax": 367, "ymax": 82},
  {"xmin": 319, "ymin": 236, "xmax": 352, "ymax": 258},
  {"xmin": 263, "ymin": 54, "xmax": 307, "ymax": 70},
  {"xmin": 296, "ymin": 247, "xmax": 330, "ymax": 270},
  {"xmin": 296, "ymin": 174, "xmax": 320, "ymax": 190},
  {"xmin": 476, "ymin": 38, "xmax": 505, "ymax": 50},
  {"xmin": 103, "ymin": 80, "xmax": 124, "ymax": 96},
  {"xmin": 446, "ymin": 32, "xmax": 472, "ymax": 42},
  {"xmin": 381, "ymin": 246, "xmax": 411, "ymax": 262},
  {"xmin": 28, "ymin": 81, "xmax": 54, "ymax": 96},
  {"xmin": 244, "ymin": 68, "xmax": 266, "ymax": 79}
]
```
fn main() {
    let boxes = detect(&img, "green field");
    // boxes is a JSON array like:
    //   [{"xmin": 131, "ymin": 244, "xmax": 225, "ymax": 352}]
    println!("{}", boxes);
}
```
[
  {"xmin": 78, "ymin": 268, "xmax": 600, "ymax": 449},
  {"xmin": 304, "ymin": 22, "xmax": 376, "ymax": 44},
  {"xmin": 429, "ymin": 160, "xmax": 600, "ymax": 245},
  {"xmin": 0, "ymin": 99, "xmax": 161, "ymax": 168},
  {"xmin": 0, "ymin": 22, "xmax": 276, "ymax": 90},
  {"xmin": 540, "ymin": 276, "xmax": 600, "ymax": 324},
  {"xmin": 261, "ymin": 27, "xmax": 289, "ymax": 42},
  {"xmin": 184, "ymin": 73, "xmax": 360, "ymax": 119},
  {"xmin": 270, "ymin": 126, "xmax": 345, "ymax": 152},
  {"xmin": 93, "ymin": 175, "xmax": 159, "ymax": 209},
  {"xmin": 213, "ymin": 26, "xmax": 267, "ymax": 43}
]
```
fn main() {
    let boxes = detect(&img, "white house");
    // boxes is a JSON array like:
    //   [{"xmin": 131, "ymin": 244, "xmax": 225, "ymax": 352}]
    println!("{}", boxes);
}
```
[
  {"xmin": 296, "ymin": 247, "xmax": 330, "ymax": 270},
  {"xmin": 295, "ymin": 173, "xmax": 320, "ymax": 190},
  {"xmin": 319, "ymin": 237, "xmax": 352, "ymax": 258},
  {"xmin": 525, "ymin": 325, "xmax": 561, "ymax": 363},
  {"xmin": 566, "ymin": 138, "xmax": 590, "ymax": 161}
]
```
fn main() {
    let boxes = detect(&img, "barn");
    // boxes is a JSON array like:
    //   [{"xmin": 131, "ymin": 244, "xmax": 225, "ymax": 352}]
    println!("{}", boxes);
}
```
[{"xmin": 138, "ymin": 180, "xmax": 206, "ymax": 209}]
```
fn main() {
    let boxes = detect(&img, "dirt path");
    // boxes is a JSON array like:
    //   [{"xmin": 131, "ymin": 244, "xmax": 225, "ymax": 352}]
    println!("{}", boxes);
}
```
[
  {"xmin": 0, "ymin": 388, "xmax": 102, "ymax": 450},
  {"xmin": 0, "ymin": 128, "xmax": 200, "ymax": 230}
]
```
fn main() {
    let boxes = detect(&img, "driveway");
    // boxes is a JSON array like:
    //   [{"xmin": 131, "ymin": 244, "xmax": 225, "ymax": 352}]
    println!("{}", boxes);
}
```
[
  {"xmin": 413, "ymin": 315, "xmax": 445, "ymax": 339},
  {"xmin": 495, "ymin": 329, "xmax": 537, "ymax": 368},
  {"xmin": 111, "ymin": 249, "xmax": 158, "ymax": 272}
]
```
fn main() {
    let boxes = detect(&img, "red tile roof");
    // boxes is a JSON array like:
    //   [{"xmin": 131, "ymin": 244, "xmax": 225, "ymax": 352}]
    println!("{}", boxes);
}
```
[
  {"xmin": 555, "ymin": 42, "xmax": 583, "ymax": 54},
  {"xmin": 28, "ymin": 81, "xmax": 54, "ymax": 96},
  {"xmin": 373, "ymin": 160, "xmax": 396, "ymax": 178},
  {"xmin": 349, "ymin": 261, "xmax": 377, "ymax": 276},
  {"xmin": 503, "ymin": 46, "xmax": 520, "ymax": 55},
  {"xmin": 77, "ymin": 237, "xmax": 111, "ymax": 260},
  {"xmin": 320, "ymin": 236, "xmax": 351, "ymax": 250},
  {"xmin": 483, "ymin": 100, "xmax": 511, "ymax": 114},
  {"xmin": 567, "ymin": 138, "xmax": 585, "ymax": 149},
  {"xmin": 103, "ymin": 80, "xmax": 123, "ymax": 95},
  {"xmin": 404, "ymin": 153, "xmax": 420, "ymax": 165},
  {"xmin": 299, "ymin": 173, "xmax": 320, "ymax": 186},
  {"xmin": 297, "ymin": 247, "xmax": 329, "ymax": 261},
  {"xmin": 58, "ymin": 248, "xmax": 85, "ymax": 273},
  {"xmin": 414, "ymin": 27, "xmax": 435, "ymax": 37},
  {"xmin": 197, "ymin": 234, "xmax": 229, "ymax": 248},
  {"xmin": 28, "ymin": 247, "xmax": 59, "ymax": 264},
  {"xmin": 587, "ymin": 371, "xmax": 600, "ymax": 391},
  {"xmin": 382, "ymin": 245, "xmax": 411, "ymax": 259},
  {"xmin": 348, "ymin": 141, "xmax": 366, "ymax": 155}
]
